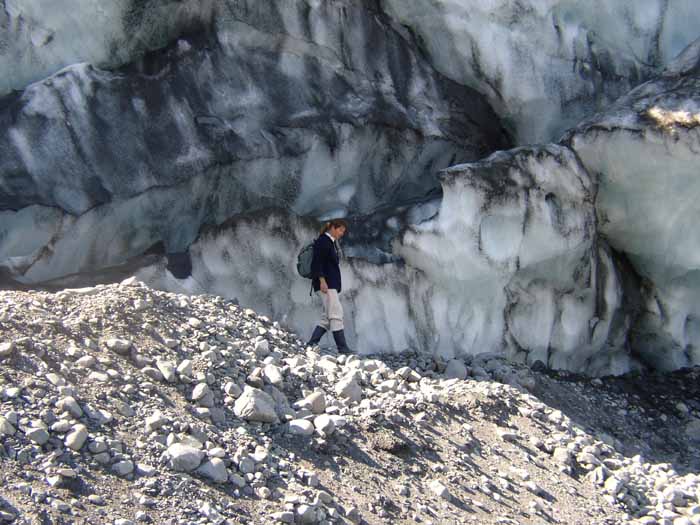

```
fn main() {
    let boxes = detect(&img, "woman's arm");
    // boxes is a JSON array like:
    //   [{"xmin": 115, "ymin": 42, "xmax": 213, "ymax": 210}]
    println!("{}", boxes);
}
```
[{"xmin": 311, "ymin": 237, "xmax": 331, "ymax": 292}]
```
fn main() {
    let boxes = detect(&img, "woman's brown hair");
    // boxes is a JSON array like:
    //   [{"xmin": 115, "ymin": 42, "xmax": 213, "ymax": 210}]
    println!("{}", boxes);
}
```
[{"xmin": 319, "ymin": 218, "xmax": 348, "ymax": 235}]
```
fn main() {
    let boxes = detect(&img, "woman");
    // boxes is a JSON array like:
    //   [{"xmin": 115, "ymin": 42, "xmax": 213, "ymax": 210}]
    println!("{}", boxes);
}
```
[{"xmin": 306, "ymin": 218, "xmax": 350, "ymax": 353}]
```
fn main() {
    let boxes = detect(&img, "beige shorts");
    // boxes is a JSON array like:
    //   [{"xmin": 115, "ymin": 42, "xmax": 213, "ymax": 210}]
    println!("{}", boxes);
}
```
[{"xmin": 317, "ymin": 289, "xmax": 344, "ymax": 332}]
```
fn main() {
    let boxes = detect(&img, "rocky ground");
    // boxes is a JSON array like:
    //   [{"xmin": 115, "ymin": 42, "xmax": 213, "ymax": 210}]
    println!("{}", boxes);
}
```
[{"xmin": 0, "ymin": 280, "xmax": 699, "ymax": 525}]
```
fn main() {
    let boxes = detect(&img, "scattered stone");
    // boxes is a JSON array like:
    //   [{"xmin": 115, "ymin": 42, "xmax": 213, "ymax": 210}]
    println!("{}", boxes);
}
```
[
  {"xmin": 429, "ymin": 479, "xmax": 451, "ymax": 500},
  {"xmin": 65, "ymin": 424, "xmax": 89, "ymax": 451},
  {"xmin": 0, "ymin": 341, "xmax": 15, "ymax": 358},
  {"xmin": 314, "ymin": 414, "xmax": 335, "ymax": 436},
  {"xmin": 105, "ymin": 338, "xmax": 132, "ymax": 354},
  {"xmin": 335, "ymin": 375, "xmax": 362, "ymax": 403},
  {"xmin": 233, "ymin": 387, "xmax": 279, "ymax": 423},
  {"xmin": 112, "ymin": 460, "xmax": 135, "ymax": 476},
  {"xmin": 289, "ymin": 419, "xmax": 314, "ymax": 437},
  {"xmin": 444, "ymin": 359, "xmax": 468, "ymax": 380},
  {"xmin": 167, "ymin": 444, "xmax": 205, "ymax": 472},
  {"xmin": 26, "ymin": 427, "xmax": 50, "ymax": 445},
  {"xmin": 0, "ymin": 416, "xmax": 16, "ymax": 436},
  {"xmin": 196, "ymin": 458, "xmax": 228, "ymax": 483}
]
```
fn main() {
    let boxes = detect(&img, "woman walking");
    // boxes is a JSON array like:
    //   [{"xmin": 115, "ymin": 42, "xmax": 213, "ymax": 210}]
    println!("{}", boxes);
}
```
[{"xmin": 306, "ymin": 219, "xmax": 351, "ymax": 353}]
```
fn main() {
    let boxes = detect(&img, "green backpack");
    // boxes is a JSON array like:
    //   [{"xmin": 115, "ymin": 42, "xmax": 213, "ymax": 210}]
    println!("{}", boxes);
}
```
[{"xmin": 297, "ymin": 242, "xmax": 315, "ymax": 279}]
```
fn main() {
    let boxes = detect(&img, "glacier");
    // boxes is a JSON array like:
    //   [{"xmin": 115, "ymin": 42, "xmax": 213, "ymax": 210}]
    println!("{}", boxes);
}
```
[
  {"xmin": 135, "ymin": 144, "xmax": 633, "ymax": 376},
  {"xmin": 0, "ymin": 1, "xmax": 699, "ymax": 375},
  {"xmin": 0, "ymin": 0, "xmax": 508, "ymax": 281},
  {"xmin": 565, "ymin": 43, "xmax": 700, "ymax": 371},
  {"xmin": 382, "ymin": 0, "xmax": 699, "ymax": 143}
]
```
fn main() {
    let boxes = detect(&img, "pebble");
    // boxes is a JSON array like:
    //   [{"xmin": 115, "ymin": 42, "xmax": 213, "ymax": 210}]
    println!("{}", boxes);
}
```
[
  {"xmin": 0, "ymin": 341, "xmax": 15, "ymax": 357},
  {"xmin": 65, "ymin": 424, "xmax": 89, "ymax": 451},
  {"xmin": 167, "ymin": 444, "xmax": 205, "ymax": 472},
  {"xmin": 105, "ymin": 338, "xmax": 132, "ymax": 354},
  {"xmin": 289, "ymin": 419, "xmax": 315, "ymax": 437}
]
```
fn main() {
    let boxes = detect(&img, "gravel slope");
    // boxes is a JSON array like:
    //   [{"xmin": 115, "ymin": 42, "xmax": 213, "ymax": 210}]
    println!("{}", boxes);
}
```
[{"xmin": 0, "ymin": 280, "xmax": 698, "ymax": 525}]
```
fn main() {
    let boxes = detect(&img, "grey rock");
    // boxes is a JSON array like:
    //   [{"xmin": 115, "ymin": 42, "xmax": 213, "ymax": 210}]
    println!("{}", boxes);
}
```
[
  {"xmin": 335, "ymin": 375, "xmax": 362, "ymax": 403},
  {"xmin": 0, "ymin": 342, "xmax": 15, "ymax": 358},
  {"xmin": 156, "ymin": 360, "xmax": 177, "ymax": 383},
  {"xmin": 289, "ymin": 419, "xmax": 314, "ymax": 437},
  {"xmin": 444, "ymin": 359, "xmax": 468, "ymax": 380},
  {"xmin": 271, "ymin": 511, "xmax": 295, "ymax": 524},
  {"xmin": 141, "ymin": 367, "xmax": 164, "ymax": 382},
  {"xmin": 112, "ymin": 460, "xmax": 135, "ymax": 476},
  {"xmin": 196, "ymin": 458, "xmax": 228, "ymax": 483},
  {"xmin": 105, "ymin": 338, "xmax": 131, "ymax": 354},
  {"xmin": 429, "ymin": 479, "xmax": 450, "ymax": 500},
  {"xmin": 26, "ymin": 427, "xmax": 50, "ymax": 445},
  {"xmin": 146, "ymin": 410, "xmax": 169, "ymax": 432},
  {"xmin": 223, "ymin": 381, "xmax": 243, "ymax": 398},
  {"xmin": 263, "ymin": 364, "xmax": 284, "ymax": 386},
  {"xmin": 297, "ymin": 504, "xmax": 318, "ymax": 525},
  {"xmin": 65, "ymin": 424, "xmax": 89, "ymax": 451},
  {"xmin": 177, "ymin": 359, "xmax": 193, "ymax": 377},
  {"xmin": 314, "ymin": 415, "xmax": 336, "ymax": 436},
  {"xmin": 233, "ymin": 387, "xmax": 279, "ymax": 423},
  {"xmin": 685, "ymin": 418, "xmax": 700, "ymax": 442},
  {"xmin": 192, "ymin": 383, "xmax": 214, "ymax": 408},
  {"xmin": 167, "ymin": 443, "xmax": 205, "ymax": 472},
  {"xmin": 0, "ymin": 416, "xmax": 16, "ymax": 436},
  {"xmin": 56, "ymin": 396, "xmax": 83, "ymax": 418},
  {"xmin": 304, "ymin": 392, "xmax": 327, "ymax": 415}
]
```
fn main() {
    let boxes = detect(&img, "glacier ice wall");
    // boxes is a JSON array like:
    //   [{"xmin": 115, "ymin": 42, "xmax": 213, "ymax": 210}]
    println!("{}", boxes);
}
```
[
  {"xmin": 381, "ymin": 0, "xmax": 700, "ymax": 143},
  {"xmin": 136, "ymin": 145, "xmax": 633, "ymax": 376},
  {"xmin": 0, "ymin": 0, "xmax": 509, "ymax": 282},
  {"xmin": 565, "ymin": 43, "xmax": 700, "ymax": 370},
  {"xmin": 0, "ymin": 0, "xmax": 215, "ymax": 95}
]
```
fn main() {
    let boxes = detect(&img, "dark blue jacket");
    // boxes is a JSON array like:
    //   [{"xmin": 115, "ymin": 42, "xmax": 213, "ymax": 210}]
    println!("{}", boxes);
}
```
[{"xmin": 311, "ymin": 234, "xmax": 342, "ymax": 293}]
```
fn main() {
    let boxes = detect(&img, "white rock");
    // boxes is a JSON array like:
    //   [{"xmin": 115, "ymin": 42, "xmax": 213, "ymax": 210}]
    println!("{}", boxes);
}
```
[
  {"xmin": 57, "ymin": 396, "xmax": 83, "ymax": 418},
  {"xmin": 335, "ymin": 375, "xmax": 362, "ymax": 403},
  {"xmin": 263, "ymin": 364, "xmax": 284, "ymax": 386},
  {"xmin": 45, "ymin": 372, "xmax": 66, "ymax": 387},
  {"xmin": 192, "ymin": 383, "xmax": 214, "ymax": 407},
  {"xmin": 0, "ymin": 416, "xmax": 16, "ymax": 436},
  {"xmin": 167, "ymin": 444, "xmax": 205, "ymax": 472},
  {"xmin": 254, "ymin": 340, "xmax": 270, "ymax": 357},
  {"xmin": 105, "ymin": 338, "xmax": 132, "ymax": 354},
  {"xmin": 196, "ymin": 458, "xmax": 228, "ymax": 483},
  {"xmin": 177, "ymin": 360, "xmax": 193, "ymax": 377},
  {"xmin": 145, "ymin": 411, "xmax": 168, "ymax": 433},
  {"xmin": 429, "ymin": 479, "xmax": 451, "ymax": 500},
  {"xmin": 223, "ymin": 382, "xmax": 243, "ymax": 398},
  {"xmin": 604, "ymin": 476, "xmax": 624, "ymax": 495},
  {"xmin": 289, "ymin": 419, "xmax": 315, "ymax": 437},
  {"xmin": 156, "ymin": 360, "xmax": 177, "ymax": 383},
  {"xmin": 444, "ymin": 359, "xmax": 468, "ymax": 380},
  {"xmin": 65, "ymin": 424, "xmax": 89, "ymax": 451},
  {"xmin": 314, "ymin": 415, "xmax": 336, "ymax": 436},
  {"xmin": 26, "ymin": 427, "xmax": 50, "ymax": 445},
  {"xmin": 297, "ymin": 504, "xmax": 317, "ymax": 525},
  {"xmin": 233, "ymin": 387, "xmax": 279, "ymax": 423},
  {"xmin": 0, "ymin": 341, "xmax": 15, "ymax": 358}
]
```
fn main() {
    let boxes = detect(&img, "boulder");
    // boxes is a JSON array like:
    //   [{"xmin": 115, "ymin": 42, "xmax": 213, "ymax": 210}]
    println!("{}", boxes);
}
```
[{"xmin": 233, "ymin": 387, "xmax": 279, "ymax": 424}]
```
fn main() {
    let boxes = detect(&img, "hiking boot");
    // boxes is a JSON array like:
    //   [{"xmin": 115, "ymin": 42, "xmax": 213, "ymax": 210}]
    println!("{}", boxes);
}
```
[
  {"xmin": 306, "ymin": 326, "xmax": 326, "ymax": 347},
  {"xmin": 332, "ymin": 329, "xmax": 352, "ymax": 354}
]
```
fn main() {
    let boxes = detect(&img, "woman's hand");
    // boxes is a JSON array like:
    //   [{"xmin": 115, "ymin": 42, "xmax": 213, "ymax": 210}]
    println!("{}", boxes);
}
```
[{"xmin": 320, "ymin": 278, "xmax": 328, "ymax": 294}]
